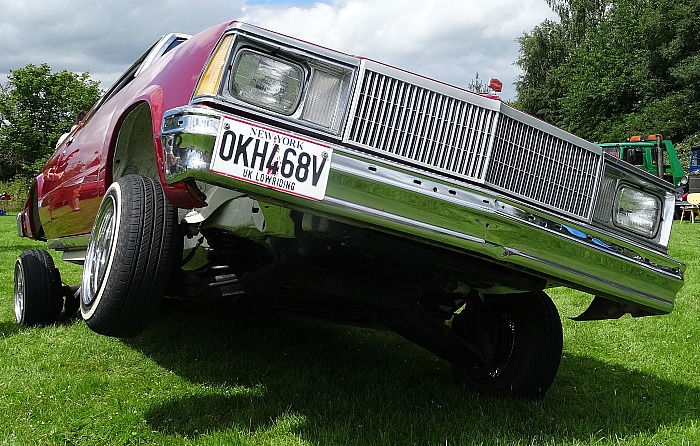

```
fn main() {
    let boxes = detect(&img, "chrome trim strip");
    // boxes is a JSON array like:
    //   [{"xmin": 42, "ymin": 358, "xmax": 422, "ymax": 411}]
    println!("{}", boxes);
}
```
[
  {"xmin": 501, "ymin": 247, "xmax": 674, "ymax": 311},
  {"xmin": 48, "ymin": 235, "xmax": 90, "ymax": 252},
  {"xmin": 62, "ymin": 250, "xmax": 87, "ymax": 265},
  {"xmin": 343, "ymin": 59, "xmax": 367, "ymax": 142},
  {"xmin": 228, "ymin": 22, "xmax": 362, "ymax": 67},
  {"xmin": 323, "ymin": 195, "xmax": 489, "ymax": 246}
]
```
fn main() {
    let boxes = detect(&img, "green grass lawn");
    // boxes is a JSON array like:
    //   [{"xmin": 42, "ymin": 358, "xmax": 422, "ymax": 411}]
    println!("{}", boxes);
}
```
[{"xmin": 1, "ymin": 215, "xmax": 698, "ymax": 445}]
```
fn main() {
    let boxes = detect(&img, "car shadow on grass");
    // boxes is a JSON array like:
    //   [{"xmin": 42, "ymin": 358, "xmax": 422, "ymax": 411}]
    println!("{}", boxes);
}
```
[
  {"xmin": 0, "ymin": 311, "xmax": 80, "ymax": 338},
  {"xmin": 0, "ymin": 321, "xmax": 22, "ymax": 337},
  {"xmin": 125, "ymin": 299, "xmax": 700, "ymax": 444}
]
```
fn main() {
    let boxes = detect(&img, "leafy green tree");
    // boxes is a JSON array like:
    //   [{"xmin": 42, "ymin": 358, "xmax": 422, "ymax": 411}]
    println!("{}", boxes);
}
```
[
  {"xmin": 0, "ymin": 64, "xmax": 101, "ymax": 181},
  {"xmin": 545, "ymin": 0, "xmax": 610, "ymax": 45},
  {"xmin": 514, "ymin": 19, "xmax": 570, "ymax": 124},
  {"xmin": 516, "ymin": 0, "xmax": 700, "ymax": 155},
  {"xmin": 467, "ymin": 72, "xmax": 489, "ymax": 94}
]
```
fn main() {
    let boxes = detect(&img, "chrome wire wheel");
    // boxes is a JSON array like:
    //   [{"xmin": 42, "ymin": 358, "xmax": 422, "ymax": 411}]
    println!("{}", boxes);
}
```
[
  {"xmin": 82, "ymin": 194, "xmax": 118, "ymax": 309},
  {"xmin": 14, "ymin": 260, "xmax": 25, "ymax": 323},
  {"xmin": 79, "ymin": 175, "xmax": 178, "ymax": 338}
]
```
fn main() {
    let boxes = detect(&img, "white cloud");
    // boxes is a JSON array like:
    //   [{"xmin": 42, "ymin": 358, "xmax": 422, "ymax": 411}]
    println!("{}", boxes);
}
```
[{"xmin": 0, "ymin": 0, "xmax": 557, "ymax": 100}]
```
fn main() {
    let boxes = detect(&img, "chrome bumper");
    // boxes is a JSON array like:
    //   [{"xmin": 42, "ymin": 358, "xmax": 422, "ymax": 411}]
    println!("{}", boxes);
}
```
[
  {"xmin": 17, "ymin": 212, "xmax": 25, "ymax": 238},
  {"xmin": 161, "ymin": 108, "xmax": 685, "ymax": 315}
]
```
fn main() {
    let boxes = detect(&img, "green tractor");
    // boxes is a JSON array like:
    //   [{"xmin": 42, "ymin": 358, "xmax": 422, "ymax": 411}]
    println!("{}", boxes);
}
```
[
  {"xmin": 597, "ymin": 134, "xmax": 684, "ymax": 186},
  {"xmin": 598, "ymin": 135, "xmax": 700, "ymax": 217}
]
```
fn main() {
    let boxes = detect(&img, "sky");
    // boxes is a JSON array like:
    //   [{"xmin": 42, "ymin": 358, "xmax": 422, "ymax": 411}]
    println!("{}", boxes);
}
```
[{"xmin": 0, "ymin": 0, "xmax": 558, "ymax": 102}]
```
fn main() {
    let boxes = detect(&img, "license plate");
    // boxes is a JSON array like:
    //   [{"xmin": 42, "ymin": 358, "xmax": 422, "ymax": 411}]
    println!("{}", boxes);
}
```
[{"xmin": 210, "ymin": 117, "xmax": 333, "ymax": 201}]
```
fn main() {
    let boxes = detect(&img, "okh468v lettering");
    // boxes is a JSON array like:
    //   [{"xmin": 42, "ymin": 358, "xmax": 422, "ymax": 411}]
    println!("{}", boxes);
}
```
[{"xmin": 211, "ymin": 118, "xmax": 333, "ymax": 201}]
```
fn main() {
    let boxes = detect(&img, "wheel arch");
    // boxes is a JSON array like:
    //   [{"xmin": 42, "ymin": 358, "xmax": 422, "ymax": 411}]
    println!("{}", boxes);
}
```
[
  {"xmin": 110, "ymin": 101, "xmax": 160, "ymax": 184},
  {"xmin": 109, "ymin": 98, "xmax": 206, "ymax": 209}
]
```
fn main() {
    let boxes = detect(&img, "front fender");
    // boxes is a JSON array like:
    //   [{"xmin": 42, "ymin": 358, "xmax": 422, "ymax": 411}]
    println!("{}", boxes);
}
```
[
  {"xmin": 107, "ymin": 93, "xmax": 206, "ymax": 210},
  {"xmin": 142, "ymin": 86, "xmax": 207, "ymax": 208}
]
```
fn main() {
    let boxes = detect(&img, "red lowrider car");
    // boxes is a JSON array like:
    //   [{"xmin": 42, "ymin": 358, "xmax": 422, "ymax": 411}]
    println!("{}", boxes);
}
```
[{"xmin": 14, "ymin": 22, "xmax": 685, "ymax": 399}]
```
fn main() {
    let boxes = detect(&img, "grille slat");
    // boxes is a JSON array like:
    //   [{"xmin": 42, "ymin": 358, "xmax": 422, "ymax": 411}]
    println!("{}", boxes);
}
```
[
  {"xmin": 441, "ymin": 100, "xmax": 460, "ymax": 169},
  {"xmin": 347, "ymin": 70, "xmax": 601, "ymax": 219},
  {"xmin": 382, "ymin": 78, "xmax": 401, "ymax": 151}
]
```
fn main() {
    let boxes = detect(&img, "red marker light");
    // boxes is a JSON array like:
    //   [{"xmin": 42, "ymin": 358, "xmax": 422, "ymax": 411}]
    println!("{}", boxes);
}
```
[{"xmin": 488, "ymin": 78, "xmax": 503, "ymax": 93}]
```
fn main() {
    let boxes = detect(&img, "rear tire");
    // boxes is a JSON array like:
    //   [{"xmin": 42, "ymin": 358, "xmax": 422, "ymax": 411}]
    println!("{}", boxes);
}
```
[
  {"xmin": 452, "ymin": 291, "xmax": 563, "ymax": 399},
  {"xmin": 80, "ymin": 175, "xmax": 179, "ymax": 337},
  {"xmin": 14, "ymin": 250, "xmax": 63, "ymax": 326}
]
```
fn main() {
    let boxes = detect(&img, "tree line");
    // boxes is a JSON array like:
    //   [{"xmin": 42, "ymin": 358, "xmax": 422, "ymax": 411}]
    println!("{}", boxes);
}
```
[
  {"xmin": 0, "ymin": 64, "xmax": 101, "ymax": 182},
  {"xmin": 2, "ymin": 1, "xmax": 699, "ymax": 187},
  {"xmin": 515, "ymin": 0, "xmax": 700, "ymax": 164}
]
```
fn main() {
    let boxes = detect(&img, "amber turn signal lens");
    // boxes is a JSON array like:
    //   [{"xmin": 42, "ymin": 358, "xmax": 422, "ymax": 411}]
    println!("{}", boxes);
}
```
[{"xmin": 194, "ymin": 34, "xmax": 234, "ymax": 97}]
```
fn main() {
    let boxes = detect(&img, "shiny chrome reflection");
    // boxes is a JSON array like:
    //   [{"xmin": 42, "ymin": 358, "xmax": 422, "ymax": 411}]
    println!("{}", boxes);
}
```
[
  {"xmin": 82, "ymin": 195, "xmax": 117, "ymax": 306},
  {"xmin": 14, "ymin": 260, "xmax": 25, "ymax": 323}
]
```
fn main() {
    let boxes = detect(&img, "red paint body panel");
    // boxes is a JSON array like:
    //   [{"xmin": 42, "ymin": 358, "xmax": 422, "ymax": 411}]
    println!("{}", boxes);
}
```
[{"xmin": 30, "ymin": 22, "xmax": 231, "ymax": 240}]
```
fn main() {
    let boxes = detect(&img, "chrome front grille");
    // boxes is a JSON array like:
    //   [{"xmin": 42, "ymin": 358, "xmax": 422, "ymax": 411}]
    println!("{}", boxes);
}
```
[
  {"xmin": 346, "ymin": 68, "xmax": 601, "ymax": 219},
  {"xmin": 487, "ymin": 116, "xmax": 601, "ymax": 218},
  {"xmin": 592, "ymin": 174, "xmax": 617, "ymax": 223},
  {"xmin": 348, "ymin": 70, "xmax": 498, "ymax": 181}
]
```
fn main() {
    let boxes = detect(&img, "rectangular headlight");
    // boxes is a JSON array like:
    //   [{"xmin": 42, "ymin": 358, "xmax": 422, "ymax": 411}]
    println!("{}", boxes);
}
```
[
  {"xmin": 231, "ymin": 50, "xmax": 303, "ymax": 115},
  {"xmin": 613, "ymin": 186, "xmax": 661, "ymax": 237}
]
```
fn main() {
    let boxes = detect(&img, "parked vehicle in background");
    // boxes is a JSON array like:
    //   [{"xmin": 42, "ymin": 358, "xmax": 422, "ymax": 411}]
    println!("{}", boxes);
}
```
[
  {"xmin": 13, "ymin": 21, "xmax": 685, "ymax": 399},
  {"xmin": 672, "ymin": 144, "xmax": 700, "ymax": 206},
  {"xmin": 597, "ymin": 134, "xmax": 684, "ymax": 186},
  {"xmin": 681, "ymin": 145, "xmax": 700, "ymax": 198},
  {"xmin": 689, "ymin": 146, "xmax": 700, "ymax": 174},
  {"xmin": 597, "ymin": 134, "xmax": 699, "ymax": 216}
]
